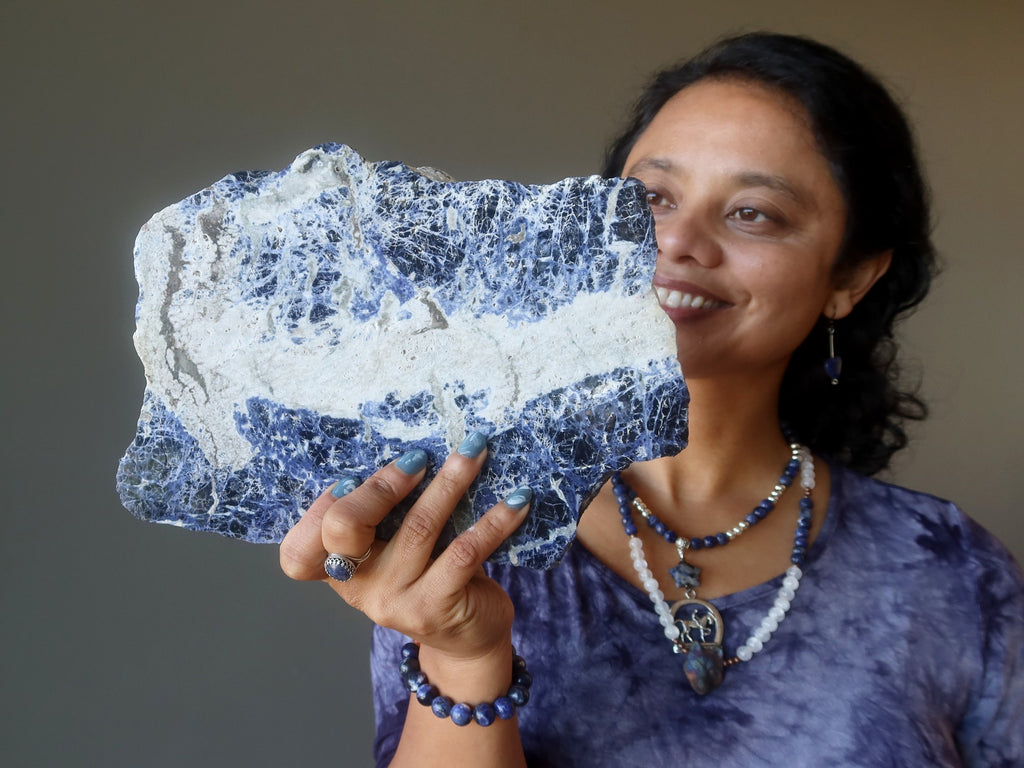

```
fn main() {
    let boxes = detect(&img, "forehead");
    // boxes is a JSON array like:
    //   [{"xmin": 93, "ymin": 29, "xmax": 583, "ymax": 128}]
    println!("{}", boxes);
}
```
[
  {"xmin": 623, "ymin": 78, "xmax": 842, "ymax": 212},
  {"xmin": 626, "ymin": 78, "xmax": 827, "ymax": 175}
]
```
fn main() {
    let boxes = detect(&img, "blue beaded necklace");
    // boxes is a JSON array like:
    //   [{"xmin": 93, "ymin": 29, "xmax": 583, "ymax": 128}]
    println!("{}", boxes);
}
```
[
  {"xmin": 613, "ymin": 441, "xmax": 802, "ymax": 590},
  {"xmin": 612, "ymin": 446, "xmax": 815, "ymax": 694}
]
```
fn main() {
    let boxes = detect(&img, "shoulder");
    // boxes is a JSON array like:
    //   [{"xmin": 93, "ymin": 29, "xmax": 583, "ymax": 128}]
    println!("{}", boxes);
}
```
[
  {"xmin": 784, "ymin": 465, "xmax": 1024, "ymax": 763},
  {"xmin": 822, "ymin": 463, "xmax": 1024, "ymax": 660},
  {"xmin": 830, "ymin": 463, "xmax": 1021, "ymax": 577},
  {"xmin": 832, "ymin": 462, "xmax": 962, "ymax": 523},
  {"xmin": 829, "ymin": 464, "xmax": 1024, "ymax": 762}
]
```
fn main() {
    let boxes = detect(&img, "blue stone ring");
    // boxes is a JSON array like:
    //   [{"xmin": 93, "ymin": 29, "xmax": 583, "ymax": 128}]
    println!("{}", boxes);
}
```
[{"xmin": 324, "ymin": 546, "xmax": 373, "ymax": 582}]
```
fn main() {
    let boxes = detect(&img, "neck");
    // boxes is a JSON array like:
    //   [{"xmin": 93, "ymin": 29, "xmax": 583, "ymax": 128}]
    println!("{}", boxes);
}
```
[{"xmin": 624, "ymin": 372, "xmax": 792, "ymax": 513}]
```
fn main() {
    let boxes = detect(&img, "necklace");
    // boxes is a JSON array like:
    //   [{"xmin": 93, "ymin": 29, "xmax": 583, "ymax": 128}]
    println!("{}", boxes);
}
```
[
  {"xmin": 615, "ymin": 441, "xmax": 802, "ymax": 590},
  {"xmin": 612, "ymin": 446, "xmax": 815, "ymax": 695}
]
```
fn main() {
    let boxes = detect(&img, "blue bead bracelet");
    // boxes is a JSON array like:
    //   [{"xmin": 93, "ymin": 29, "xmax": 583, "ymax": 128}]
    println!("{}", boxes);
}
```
[{"xmin": 400, "ymin": 642, "xmax": 532, "ymax": 726}]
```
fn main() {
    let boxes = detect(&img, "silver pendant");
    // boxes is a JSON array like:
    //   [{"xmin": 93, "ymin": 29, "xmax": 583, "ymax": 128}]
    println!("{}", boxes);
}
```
[{"xmin": 670, "ymin": 597, "xmax": 725, "ymax": 694}]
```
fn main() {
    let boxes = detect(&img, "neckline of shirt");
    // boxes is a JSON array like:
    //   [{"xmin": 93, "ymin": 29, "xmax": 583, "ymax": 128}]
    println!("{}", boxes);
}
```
[{"xmin": 571, "ymin": 459, "xmax": 845, "ymax": 612}]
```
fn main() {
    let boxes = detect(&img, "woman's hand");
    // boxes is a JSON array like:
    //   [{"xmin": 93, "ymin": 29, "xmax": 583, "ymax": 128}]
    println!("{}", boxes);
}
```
[
  {"xmin": 281, "ymin": 434, "xmax": 532, "ymax": 767},
  {"xmin": 279, "ymin": 433, "xmax": 531, "ymax": 664}
]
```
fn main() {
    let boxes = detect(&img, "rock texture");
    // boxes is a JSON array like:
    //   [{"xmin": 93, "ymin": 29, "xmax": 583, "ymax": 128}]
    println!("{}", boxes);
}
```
[{"xmin": 116, "ymin": 144, "xmax": 687, "ymax": 568}]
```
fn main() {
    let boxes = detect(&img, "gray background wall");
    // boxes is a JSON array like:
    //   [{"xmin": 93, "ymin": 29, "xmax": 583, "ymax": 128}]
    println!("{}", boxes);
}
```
[{"xmin": 2, "ymin": 1, "xmax": 1021, "ymax": 766}]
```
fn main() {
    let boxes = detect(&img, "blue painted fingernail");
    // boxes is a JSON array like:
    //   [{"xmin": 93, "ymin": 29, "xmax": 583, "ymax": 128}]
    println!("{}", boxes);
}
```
[
  {"xmin": 395, "ymin": 448, "xmax": 429, "ymax": 475},
  {"xmin": 504, "ymin": 487, "xmax": 533, "ymax": 511},
  {"xmin": 331, "ymin": 476, "xmax": 358, "ymax": 498},
  {"xmin": 456, "ymin": 431, "xmax": 488, "ymax": 459}
]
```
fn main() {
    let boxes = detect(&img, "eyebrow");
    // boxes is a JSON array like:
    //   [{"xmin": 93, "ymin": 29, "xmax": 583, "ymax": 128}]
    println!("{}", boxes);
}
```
[
  {"xmin": 624, "ymin": 157, "xmax": 808, "ymax": 206},
  {"xmin": 623, "ymin": 157, "xmax": 676, "ymax": 177},
  {"xmin": 735, "ymin": 171, "xmax": 806, "ymax": 205}
]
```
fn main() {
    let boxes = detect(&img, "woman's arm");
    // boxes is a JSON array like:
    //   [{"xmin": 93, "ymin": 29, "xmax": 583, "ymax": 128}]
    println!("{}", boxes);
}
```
[
  {"xmin": 280, "ymin": 437, "xmax": 529, "ymax": 767},
  {"xmin": 391, "ymin": 643, "xmax": 527, "ymax": 767}
]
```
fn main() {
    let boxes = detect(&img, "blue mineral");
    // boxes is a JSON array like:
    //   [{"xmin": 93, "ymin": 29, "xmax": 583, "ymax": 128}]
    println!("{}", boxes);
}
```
[{"xmin": 116, "ymin": 144, "xmax": 687, "ymax": 568}]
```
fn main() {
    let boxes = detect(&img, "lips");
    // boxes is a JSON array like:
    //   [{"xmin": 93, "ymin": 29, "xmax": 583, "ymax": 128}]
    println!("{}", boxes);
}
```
[{"xmin": 654, "ymin": 285, "xmax": 727, "ymax": 311}]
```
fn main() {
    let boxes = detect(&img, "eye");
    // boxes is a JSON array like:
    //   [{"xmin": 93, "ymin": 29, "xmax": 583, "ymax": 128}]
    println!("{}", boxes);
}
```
[
  {"xmin": 730, "ymin": 206, "xmax": 771, "ymax": 224},
  {"xmin": 645, "ymin": 190, "xmax": 676, "ymax": 210}
]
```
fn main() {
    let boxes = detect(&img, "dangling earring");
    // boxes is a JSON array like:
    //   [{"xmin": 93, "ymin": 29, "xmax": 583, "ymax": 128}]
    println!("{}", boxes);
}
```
[{"xmin": 825, "ymin": 319, "xmax": 842, "ymax": 385}]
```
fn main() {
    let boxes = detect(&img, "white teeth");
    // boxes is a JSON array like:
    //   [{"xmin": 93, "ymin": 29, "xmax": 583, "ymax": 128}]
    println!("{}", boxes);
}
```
[{"xmin": 655, "ymin": 286, "xmax": 721, "ymax": 310}]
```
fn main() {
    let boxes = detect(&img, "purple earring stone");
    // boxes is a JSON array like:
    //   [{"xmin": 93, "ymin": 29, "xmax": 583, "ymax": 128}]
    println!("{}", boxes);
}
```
[
  {"xmin": 825, "ymin": 355, "xmax": 842, "ymax": 384},
  {"xmin": 825, "ymin": 320, "xmax": 841, "ymax": 385}
]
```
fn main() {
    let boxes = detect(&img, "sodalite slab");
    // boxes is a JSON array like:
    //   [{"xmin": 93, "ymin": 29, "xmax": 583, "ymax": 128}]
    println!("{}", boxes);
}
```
[{"xmin": 116, "ymin": 144, "xmax": 688, "ymax": 568}]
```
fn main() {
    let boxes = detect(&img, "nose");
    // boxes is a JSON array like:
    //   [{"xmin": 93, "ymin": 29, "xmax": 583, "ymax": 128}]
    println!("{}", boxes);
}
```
[{"xmin": 654, "ymin": 209, "xmax": 723, "ymax": 268}]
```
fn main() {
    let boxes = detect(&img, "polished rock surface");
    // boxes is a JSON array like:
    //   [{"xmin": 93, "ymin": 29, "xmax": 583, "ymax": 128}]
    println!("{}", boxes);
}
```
[{"xmin": 116, "ymin": 144, "xmax": 687, "ymax": 568}]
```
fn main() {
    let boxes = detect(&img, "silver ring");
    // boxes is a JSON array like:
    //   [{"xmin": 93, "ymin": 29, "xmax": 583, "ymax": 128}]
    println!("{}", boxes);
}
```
[{"xmin": 324, "ymin": 546, "xmax": 373, "ymax": 582}]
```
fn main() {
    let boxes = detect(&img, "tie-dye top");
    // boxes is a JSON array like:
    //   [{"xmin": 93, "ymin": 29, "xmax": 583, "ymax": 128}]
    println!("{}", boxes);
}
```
[{"xmin": 371, "ymin": 465, "xmax": 1024, "ymax": 766}]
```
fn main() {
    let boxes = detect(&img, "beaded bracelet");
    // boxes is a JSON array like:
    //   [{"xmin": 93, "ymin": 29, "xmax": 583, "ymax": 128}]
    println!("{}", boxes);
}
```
[{"xmin": 399, "ymin": 642, "xmax": 532, "ymax": 726}]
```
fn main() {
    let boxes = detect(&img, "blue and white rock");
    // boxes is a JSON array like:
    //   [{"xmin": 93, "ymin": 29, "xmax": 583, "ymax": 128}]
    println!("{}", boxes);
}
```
[{"xmin": 116, "ymin": 144, "xmax": 687, "ymax": 568}]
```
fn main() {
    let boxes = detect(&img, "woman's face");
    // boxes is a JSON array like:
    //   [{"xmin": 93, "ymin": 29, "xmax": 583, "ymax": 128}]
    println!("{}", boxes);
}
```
[{"xmin": 622, "ymin": 78, "xmax": 854, "ymax": 383}]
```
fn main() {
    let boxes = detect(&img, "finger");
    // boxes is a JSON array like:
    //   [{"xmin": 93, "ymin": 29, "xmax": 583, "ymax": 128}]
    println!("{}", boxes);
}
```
[
  {"xmin": 280, "ymin": 476, "xmax": 360, "ymax": 581},
  {"xmin": 422, "ymin": 486, "xmax": 532, "ymax": 595},
  {"xmin": 385, "ymin": 431, "xmax": 490, "ymax": 579},
  {"xmin": 319, "ymin": 447, "xmax": 431, "ymax": 570}
]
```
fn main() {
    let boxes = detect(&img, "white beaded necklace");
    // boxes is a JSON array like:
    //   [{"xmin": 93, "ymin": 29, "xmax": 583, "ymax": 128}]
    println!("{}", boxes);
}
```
[{"xmin": 615, "ymin": 447, "xmax": 816, "ymax": 694}]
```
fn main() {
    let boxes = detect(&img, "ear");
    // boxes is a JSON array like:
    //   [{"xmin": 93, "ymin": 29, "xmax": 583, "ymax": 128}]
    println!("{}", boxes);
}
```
[{"xmin": 828, "ymin": 250, "xmax": 892, "ymax": 319}]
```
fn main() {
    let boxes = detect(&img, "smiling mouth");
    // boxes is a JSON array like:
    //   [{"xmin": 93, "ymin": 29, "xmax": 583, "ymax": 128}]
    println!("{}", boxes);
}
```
[{"xmin": 654, "ymin": 286, "xmax": 726, "ymax": 310}]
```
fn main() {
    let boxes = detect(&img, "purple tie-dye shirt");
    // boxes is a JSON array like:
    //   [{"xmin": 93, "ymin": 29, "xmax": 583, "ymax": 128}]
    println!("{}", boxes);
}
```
[{"xmin": 372, "ymin": 465, "xmax": 1024, "ymax": 766}]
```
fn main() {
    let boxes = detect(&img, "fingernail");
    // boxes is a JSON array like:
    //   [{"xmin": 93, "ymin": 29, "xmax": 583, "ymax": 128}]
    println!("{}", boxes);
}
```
[
  {"xmin": 456, "ymin": 430, "xmax": 488, "ymax": 459},
  {"xmin": 395, "ymin": 448, "xmax": 429, "ymax": 475},
  {"xmin": 331, "ymin": 476, "xmax": 358, "ymax": 498},
  {"xmin": 504, "ymin": 486, "xmax": 533, "ymax": 511}
]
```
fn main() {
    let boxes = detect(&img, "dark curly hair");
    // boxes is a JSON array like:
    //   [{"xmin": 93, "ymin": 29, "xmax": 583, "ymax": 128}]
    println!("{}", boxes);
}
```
[{"xmin": 603, "ymin": 32, "xmax": 937, "ymax": 475}]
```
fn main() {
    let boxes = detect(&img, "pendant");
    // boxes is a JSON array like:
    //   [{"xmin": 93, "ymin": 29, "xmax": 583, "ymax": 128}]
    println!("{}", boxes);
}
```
[
  {"xmin": 670, "ymin": 597, "xmax": 725, "ymax": 695},
  {"xmin": 669, "ymin": 538, "xmax": 701, "ymax": 589},
  {"xmin": 683, "ymin": 641, "xmax": 724, "ymax": 695}
]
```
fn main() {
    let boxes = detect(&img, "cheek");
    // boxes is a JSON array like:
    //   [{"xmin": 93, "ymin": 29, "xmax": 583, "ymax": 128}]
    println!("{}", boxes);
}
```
[{"xmin": 746, "ymin": 250, "xmax": 835, "ymax": 319}]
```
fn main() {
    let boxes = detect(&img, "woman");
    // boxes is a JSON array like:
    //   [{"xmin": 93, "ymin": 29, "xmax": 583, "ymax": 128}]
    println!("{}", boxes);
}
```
[{"xmin": 280, "ymin": 33, "xmax": 1024, "ymax": 766}]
